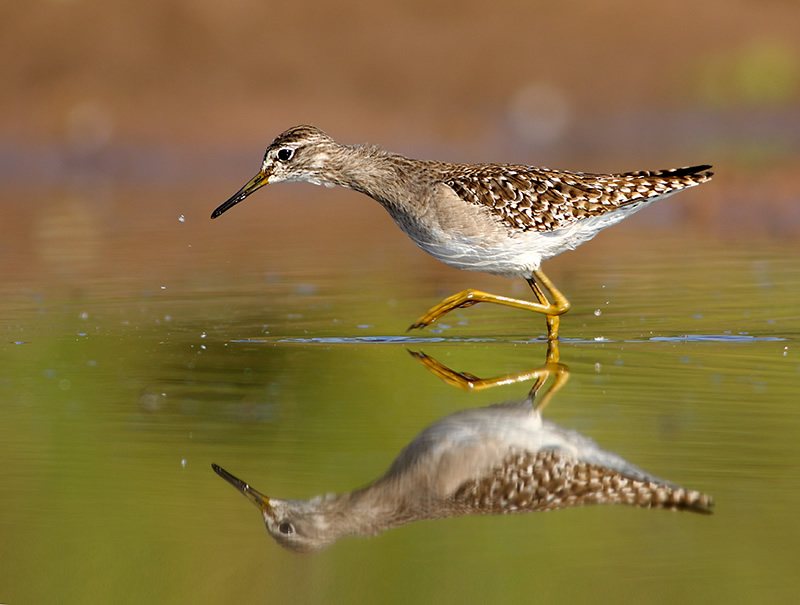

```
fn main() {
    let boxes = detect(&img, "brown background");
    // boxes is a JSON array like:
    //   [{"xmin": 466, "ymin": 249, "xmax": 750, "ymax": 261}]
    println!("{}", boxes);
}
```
[{"xmin": 1, "ymin": 0, "xmax": 798, "ymax": 295}]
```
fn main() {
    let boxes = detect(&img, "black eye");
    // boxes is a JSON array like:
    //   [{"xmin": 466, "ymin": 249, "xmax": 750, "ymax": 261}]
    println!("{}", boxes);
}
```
[
  {"xmin": 278, "ymin": 521, "xmax": 295, "ymax": 535},
  {"xmin": 277, "ymin": 148, "xmax": 294, "ymax": 162}
]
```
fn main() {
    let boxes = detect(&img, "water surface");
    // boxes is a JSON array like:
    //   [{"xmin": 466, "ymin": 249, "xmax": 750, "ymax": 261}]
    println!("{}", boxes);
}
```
[{"xmin": 1, "ymin": 186, "xmax": 798, "ymax": 603}]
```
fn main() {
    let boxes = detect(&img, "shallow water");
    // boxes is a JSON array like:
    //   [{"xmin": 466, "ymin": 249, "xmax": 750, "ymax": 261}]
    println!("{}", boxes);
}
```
[{"xmin": 1, "ymin": 185, "xmax": 799, "ymax": 603}]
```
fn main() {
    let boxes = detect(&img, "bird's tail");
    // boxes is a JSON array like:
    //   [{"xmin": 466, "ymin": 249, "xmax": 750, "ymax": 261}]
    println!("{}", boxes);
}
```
[{"xmin": 622, "ymin": 164, "xmax": 714, "ymax": 186}]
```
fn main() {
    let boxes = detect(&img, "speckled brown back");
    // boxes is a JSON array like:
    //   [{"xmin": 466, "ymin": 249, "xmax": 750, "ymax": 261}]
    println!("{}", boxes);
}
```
[
  {"xmin": 450, "ymin": 449, "xmax": 714, "ymax": 514},
  {"xmin": 443, "ymin": 165, "xmax": 713, "ymax": 233}
]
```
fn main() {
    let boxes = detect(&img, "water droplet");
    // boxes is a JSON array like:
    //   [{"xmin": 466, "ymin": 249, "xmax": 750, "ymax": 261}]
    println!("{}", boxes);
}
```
[
  {"xmin": 178, "ymin": 215, "xmax": 186, "ymax": 223},
  {"xmin": 593, "ymin": 309, "xmax": 602, "ymax": 316}
]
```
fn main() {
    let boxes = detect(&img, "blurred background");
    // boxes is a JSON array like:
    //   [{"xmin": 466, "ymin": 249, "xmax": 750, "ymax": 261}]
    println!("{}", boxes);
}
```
[
  {"xmin": 1, "ymin": 0, "xmax": 798, "ymax": 297},
  {"xmin": 1, "ymin": 1, "xmax": 799, "ymax": 603},
  {"xmin": 2, "ymin": 0, "xmax": 799, "ymax": 207},
  {"xmin": 4, "ymin": 0, "xmax": 800, "ymax": 150}
]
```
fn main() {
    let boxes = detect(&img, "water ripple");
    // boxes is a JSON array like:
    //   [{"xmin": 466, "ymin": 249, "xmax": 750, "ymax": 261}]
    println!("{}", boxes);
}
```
[
  {"xmin": 228, "ymin": 333, "xmax": 786, "ymax": 345},
  {"xmin": 647, "ymin": 334, "xmax": 786, "ymax": 343}
]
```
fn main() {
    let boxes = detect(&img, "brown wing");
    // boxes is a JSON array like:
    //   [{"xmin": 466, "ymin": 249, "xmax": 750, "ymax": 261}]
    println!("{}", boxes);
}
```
[
  {"xmin": 449, "ymin": 449, "xmax": 714, "ymax": 514},
  {"xmin": 442, "ymin": 164, "xmax": 713, "ymax": 233}
]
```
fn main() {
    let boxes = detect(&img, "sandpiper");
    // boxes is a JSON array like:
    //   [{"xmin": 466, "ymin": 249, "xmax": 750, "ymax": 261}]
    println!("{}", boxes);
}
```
[{"xmin": 212, "ymin": 125, "xmax": 712, "ymax": 339}]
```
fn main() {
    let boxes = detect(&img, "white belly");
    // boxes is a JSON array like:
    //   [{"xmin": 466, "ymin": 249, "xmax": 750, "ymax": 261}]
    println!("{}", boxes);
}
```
[{"xmin": 404, "ymin": 195, "xmax": 666, "ymax": 278}]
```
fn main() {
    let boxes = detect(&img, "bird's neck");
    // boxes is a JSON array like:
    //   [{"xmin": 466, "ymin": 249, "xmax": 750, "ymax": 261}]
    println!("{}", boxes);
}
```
[
  {"xmin": 311, "ymin": 479, "xmax": 429, "ymax": 540},
  {"xmin": 324, "ymin": 144, "xmax": 439, "ymax": 211}
]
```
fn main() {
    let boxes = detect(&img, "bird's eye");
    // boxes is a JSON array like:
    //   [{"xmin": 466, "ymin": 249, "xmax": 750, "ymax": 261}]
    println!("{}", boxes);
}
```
[
  {"xmin": 278, "ymin": 521, "xmax": 295, "ymax": 535},
  {"xmin": 276, "ymin": 148, "xmax": 294, "ymax": 162}
]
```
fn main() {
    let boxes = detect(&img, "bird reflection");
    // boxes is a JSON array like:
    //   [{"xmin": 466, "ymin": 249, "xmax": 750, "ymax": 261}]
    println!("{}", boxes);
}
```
[
  {"xmin": 213, "ymin": 347, "xmax": 713, "ymax": 553},
  {"xmin": 408, "ymin": 339, "xmax": 569, "ymax": 404}
]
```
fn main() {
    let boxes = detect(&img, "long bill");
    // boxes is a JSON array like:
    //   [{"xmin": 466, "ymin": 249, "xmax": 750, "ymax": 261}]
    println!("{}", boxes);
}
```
[
  {"xmin": 212, "ymin": 463, "xmax": 273, "ymax": 513},
  {"xmin": 211, "ymin": 172, "xmax": 269, "ymax": 219}
]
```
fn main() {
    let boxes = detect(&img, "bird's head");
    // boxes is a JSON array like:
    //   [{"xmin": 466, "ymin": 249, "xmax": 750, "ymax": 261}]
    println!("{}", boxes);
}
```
[
  {"xmin": 212, "ymin": 463, "xmax": 339, "ymax": 553},
  {"xmin": 211, "ymin": 125, "xmax": 339, "ymax": 219}
]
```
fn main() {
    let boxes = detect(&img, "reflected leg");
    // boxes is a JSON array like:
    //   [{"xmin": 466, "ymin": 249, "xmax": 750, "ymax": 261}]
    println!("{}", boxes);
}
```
[{"xmin": 409, "ymin": 338, "xmax": 568, "ymax": 402}]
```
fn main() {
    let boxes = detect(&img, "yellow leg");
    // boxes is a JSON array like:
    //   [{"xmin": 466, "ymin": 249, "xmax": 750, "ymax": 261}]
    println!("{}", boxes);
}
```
[
  {"xmin": 527, "ymin": 269, "xmax": 570, "ymax": 340},
  {"xmin": 408, "ymin": 268, "xmax": 570, "ymax": 339}
]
